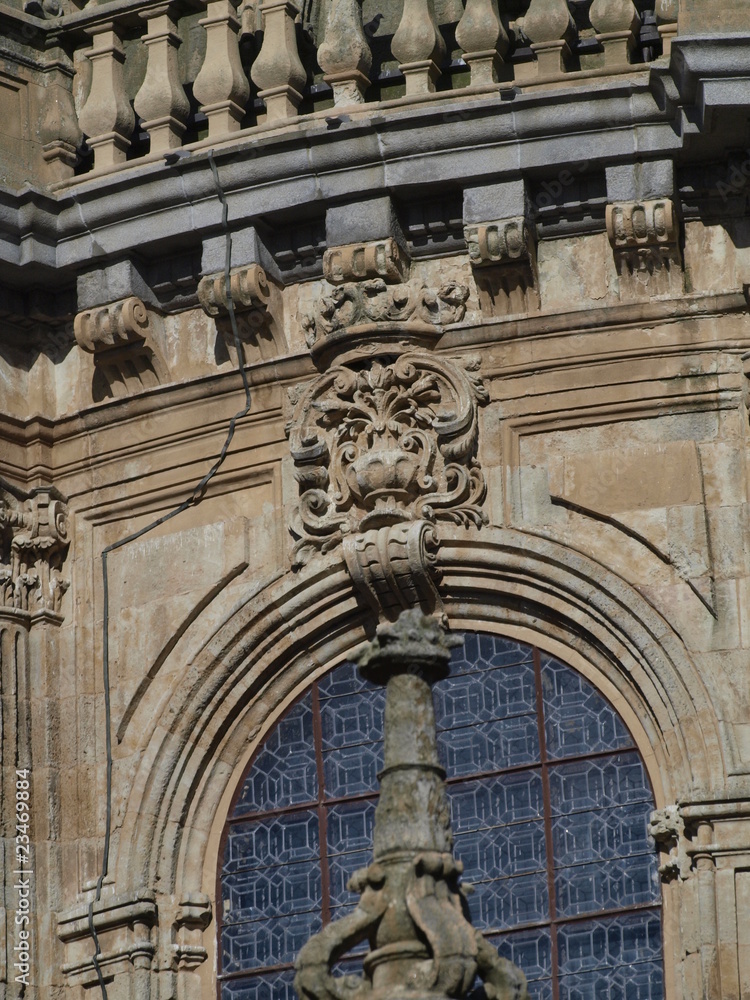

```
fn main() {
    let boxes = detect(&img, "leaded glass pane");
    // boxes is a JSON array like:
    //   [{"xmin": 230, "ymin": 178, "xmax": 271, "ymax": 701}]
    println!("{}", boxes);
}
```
[
  {"xmin": 435, "ymin": 662, "xmax": 537, "ymax": 729},
  {"xmin": 222, "ymin": 969, "xmax": 297, "ymax": 1000},
  {"xmin": 551, "ymin": 803, "xmax": 654, "ymax": 866},
  {"xmin": 439, "ymin": 715, "xmax": 540, "ymax": 776},
  {"xmin": 320, "ymin": 688, "xmax": 385, "ymax": 749},
  {"xmin": 549, "ymin": 754, "xmax": 652, "ymax": 814},
  {"xmin": 222, "ymin": 861, "xmax": 322, "ymax": 923},
  {"xmin": 224, "ymin": 811, "xmax": 320, "ymax": 874},
  {"xmin": 555, "ymin": 855, "xmax": 659, "ymax": 917},
  {"xmin": 557, "ymin": 911, "xmax": 662, "ymax": 975},
  {"xmin": 465, "ymin": 870, "xmax": 550, "ymax": 930},
  {"xmin": 323, "ymin": 742, "xmax": 383, "ymax": 798},
  {"xmin": 232, "ymin": 695, "xmax": 317, "ymax": 817},
  {"xmin": 448, "ymin": 772, "xmax": 545, "ymax": 832},
  {"xmin": 541, "ymin": 658, "xmax": 632, "ymax": 759},
  {"xmin": 221, "ymin": 911, "xmax": 322, "ymax": 972}
]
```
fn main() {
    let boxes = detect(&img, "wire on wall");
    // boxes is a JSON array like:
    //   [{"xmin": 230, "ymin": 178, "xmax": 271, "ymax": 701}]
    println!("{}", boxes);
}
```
[{"xmin": 87, "ymin": 150, "xmax": 252, "ymax": 999}]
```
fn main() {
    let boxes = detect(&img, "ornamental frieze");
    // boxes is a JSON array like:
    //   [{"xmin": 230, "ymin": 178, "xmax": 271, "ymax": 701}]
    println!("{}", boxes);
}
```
[{"xmin": 287, "ymin": 351, "xmax": 488, "ymax": 571}]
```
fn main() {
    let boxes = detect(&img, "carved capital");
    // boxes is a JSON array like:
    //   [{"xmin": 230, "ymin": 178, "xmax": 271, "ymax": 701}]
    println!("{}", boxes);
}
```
[
  {"xmin": 323, "ymin": 238, "xmax": 410, "ymax": 285},
  {"xmin": 287, "ymin": 353, "xmax": 488, "ymax": 571},
  {"xmin": 172, "ymin": 893, "xmax": 212, "ymax": 971},
  {"xmin": 74, "ymin": 297, "xmax": 168, "ymax": 397},
  {"xmin": 0, "ymin": 479, "xmax": 70, "ymax": 617},
  {"xmin": 606, "ymin": 199, "xmax": 682, "ymax": 294},
  {"xmin": 649, "ymin": 805, "xmax": 691, "ymax": 881}
]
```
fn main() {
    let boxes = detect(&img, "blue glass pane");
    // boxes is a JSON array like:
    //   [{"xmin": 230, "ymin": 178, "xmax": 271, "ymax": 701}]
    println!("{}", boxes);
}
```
[
  {"xmin": 451, "ymin": 633, "xmax": 534, "ymax": 674},
  {"xmin": 558, "ymin": 911, "xmax": 662, "ymax": 975},
  {"xmin": 221, "ymin": 969, "xmax": 297, "ymax": 1000},
  {"xmin": 328, "ymin": 849, "xmax": 371, "ymax": 909},
  {"xmin": 558, "ymin": 962, "xmax": 663, "ymax": 1000},
  {"xmin": 327, "ymin": 800, "xmax": 376, "ymax": 854},
  {"xmin": 552, "ymin": 803, "xmax": 654, "ymax": 866},
  {"xmin": 221, "ymin": 911, "xmax": 322, "ymax": 972},
  {"xmin": 320, "ymin": 689, "xmax": 385, "ymax": 749},
  {"xmin": 223, "ymin": 862, "xmax": 322, "ymax": 923},
  {"xmin": 455, "ymin": 821, "xmax": 546, "ymax": 881},
  {"xmin": 439, "ymin": 716, "xmax": 540, "ymax": 776},
  {"xmin": 224, "ymin": 811, "xmax": 319, "ymax": 873},
  {"xmin": 465, "ymin": 871, "xmax": 549, "ymax": 930},
  {"xmin": 541, "ymin": 658, "xmax": 632, "ymax": 759},
  {"xmin": 555, "ymin": 855, "xmax": 659, "ymax": 917},
  {"xmin": 318, "ymin": 660, "xmax": 377, "ymax": 698},
  {"xmin": 323, "ymin": 742, "xmax": 383, "ymax": 798},
  {"xmin": 435, "ymin": 662, "xmax": 537, "ymax": 730},
  {"xmin": 232, "ymin": 696, "xmax": 317, "ymax": 816},
  {"xmin": 487, "ymin": 927, "xmax": 553, "ymax": 983},
  {"xmin": 549, "ymin": 754, "xmax": 652, "ymax": 814},
  {"xmin": 448, "ymin": 772, "xmax": 544, "ymax": 832}
]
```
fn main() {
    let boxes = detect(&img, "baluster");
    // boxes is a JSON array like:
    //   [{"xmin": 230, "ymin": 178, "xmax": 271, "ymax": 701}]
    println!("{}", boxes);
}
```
[
  {"xmin": 521, "ymin": 0, "xmax": 575, "ymax": 77},
  {"xmin": 250, "ymin": 0, "xmax": 307, "ymax": 122},
  {"xmin": 589, "ymin": 0, "xmax": 640, "ymax": 66},
  {"xmin": 317, "ymin": 0, "xmax": 371, "ymax": 105},
  {"xmin": 655, "ymin": 0, "xmax": 678, "ymax": 56},
  {"xmin": 391, "ymin": 0, "xmax": 446, "ymax": 96},
  {"xmin": 78, "ymin": 22, "xmax": 135, "ymax": 170},
  {"xmin": 455, "ymin": 0, "xmax": 508, "ymax": 86},
  {"xmin": 193, "ymin": 0, "xmax": 250, "ymax": 136},
  {"xmin": 134, "ymin": 4, "xmax": 190, "ymax": 153},
  {"xmin": 39, "ymin": 56, "xmax": 82, "ymax": 183}
]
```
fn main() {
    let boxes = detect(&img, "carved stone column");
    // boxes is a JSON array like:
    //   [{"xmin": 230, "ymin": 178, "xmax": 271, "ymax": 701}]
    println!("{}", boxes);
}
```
[
  {"xmin": 294, "ymin": 611, "xmax": 529, "ymax": 1000},
  {"xmin": 250, "ymin": 0, "xmax": 307, "ymax": 122},
  {"xmin": 134, "ymin": 4, "xmax": 190, "ymax": 153},
  {"xmin": 78, "ymin": 22, "xmax": 135, "ymax": 169},
  {"xmin": 589, "ymin": 0, "xmax": 640, "ymax": 67}
]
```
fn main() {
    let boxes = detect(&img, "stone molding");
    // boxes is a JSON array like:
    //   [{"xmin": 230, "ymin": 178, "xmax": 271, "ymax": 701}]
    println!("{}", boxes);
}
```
[
  {"xmin": 171, "ymin": 892, "xmax": 212, "ymax": 971},
  {"xmin": 74, "ymin": 296, "xmax": 168, "ymax": 397},
  {"xmin": 287, "ymin": 352, "xmax": 488, "ymax": 577},
  {"xmin": 322, "ymin": 238, "xmax": 410, "ymax": 285},
  {"xmin": 464, "ymin": 218, "xmax": 539, "ymax": 318},
  {"xmin": 0, "ymin": 479, "xmax": 69, "ymax": 617},
  {"xmin": 606, "ymin": 199, "xmax": 683, "ymax": 293}
]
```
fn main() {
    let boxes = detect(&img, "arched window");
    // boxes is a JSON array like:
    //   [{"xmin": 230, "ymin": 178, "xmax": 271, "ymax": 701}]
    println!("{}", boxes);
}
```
[{"xmin": 218, "ymin": 633, "xmax": 663, "ymax": 1000}]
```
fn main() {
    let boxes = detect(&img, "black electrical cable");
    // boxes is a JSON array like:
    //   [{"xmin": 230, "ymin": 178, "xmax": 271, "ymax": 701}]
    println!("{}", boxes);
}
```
[{"xmin": 87, "ymin": 150, "xmax": 251, "ymax": 999}]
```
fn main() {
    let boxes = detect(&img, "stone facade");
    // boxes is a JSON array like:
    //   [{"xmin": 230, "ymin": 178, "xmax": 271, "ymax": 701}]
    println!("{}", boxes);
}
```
[{"xmin": 2, "ymin": 0, "xmax": 750, "ymax": 997}]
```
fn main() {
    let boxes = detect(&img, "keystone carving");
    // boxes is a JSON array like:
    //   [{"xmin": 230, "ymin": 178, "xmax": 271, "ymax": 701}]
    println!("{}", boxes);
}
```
[
  {"xmin": 0, "ymin": 480, "xmax": 69, "ymax": 617},
  {"xmin": 649, "ymin": 805, "xmax": 691, "ymax": 881},
  {"xmin": 464, "ymin": 219, "xmax": 539, "ymax": 317},
  {"xmin": 74, "ymin": 297, "xmax": 168, "ymax": 399},
  {"xmin": 198, "ymin": 263, "xmax": 287, "ymax": 363},
  {"xmin": 171, "ymin": 892, "xmax": 212, "ymax": 971},
  {"xmin": 606, "ymin": 199, "xmax": 683, "ymax": 296},
  {"xmin": 287, "ymin": 352, "xmax": 488, "ymax": 570},
  {"xmin": 323, "ymin": 238, "xmax": 410, "ymax": 285}
]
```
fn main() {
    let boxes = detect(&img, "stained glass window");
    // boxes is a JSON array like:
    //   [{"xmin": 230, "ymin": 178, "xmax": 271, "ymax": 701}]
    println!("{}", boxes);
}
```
[{"xmin": 218, "ymin": 634, "xmax": 663, "ymax": 1000}]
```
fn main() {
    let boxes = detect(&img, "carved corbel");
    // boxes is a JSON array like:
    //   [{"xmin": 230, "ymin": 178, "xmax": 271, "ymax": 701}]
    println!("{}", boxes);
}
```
[
  {"xmin": 74, "ymin": 297, "xmax": 168, "ymax": 399},
  {"xmin": 464, "ymin": 218, "xmax": 539, "ymax": 318},
  {"xmin": 198, "ymin": 263, "xmax": 287, "ymax": 363},
  {"xmin": 649, "ymin": 805, "xmax": 691, "ymax": 881},
  {"xmin": 171, "ymin": 892, "xmax": 212, "ymax": 971},
  {"xmin": 323, "ymin": 238, "xmax": 410, "ymax": 285},
  {"xmin": 606, "ymin": 199, "xmax": 683, "ymax": 297},
  {"xmin": 0, "ymin": 479, "xmax": 70, "ymax": 618}
]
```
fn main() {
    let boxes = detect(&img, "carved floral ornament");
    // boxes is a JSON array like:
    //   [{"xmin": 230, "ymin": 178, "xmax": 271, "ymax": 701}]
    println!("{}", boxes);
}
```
[
  {"xmin": 0, "ymin": 480, "xmax": 70, "ymax": 616},
  {"xmin": 287, "ymin": 352, "xmax": 489, "ymax": 571}
]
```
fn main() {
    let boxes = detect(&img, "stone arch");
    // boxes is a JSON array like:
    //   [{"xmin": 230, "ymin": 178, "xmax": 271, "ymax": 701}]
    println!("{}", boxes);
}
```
[{"xmin": 109, "ymin": 526, "xmax": 725, "ymax": 994}]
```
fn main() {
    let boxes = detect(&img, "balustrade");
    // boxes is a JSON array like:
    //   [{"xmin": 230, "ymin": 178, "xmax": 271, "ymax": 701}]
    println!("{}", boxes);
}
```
[{"xmin": 62, "ymin": 0, "xmax": 668, "ymax": 177}]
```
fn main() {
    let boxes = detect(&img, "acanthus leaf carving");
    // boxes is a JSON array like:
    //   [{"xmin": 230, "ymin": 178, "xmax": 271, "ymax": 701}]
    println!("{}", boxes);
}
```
[
  {"xmin": 0, "ymin": 479, "xmax": 70, "ymax": 617},
  {"xmin": 287, "ymin": 352, "xmax": 488, "ymax": 571}
]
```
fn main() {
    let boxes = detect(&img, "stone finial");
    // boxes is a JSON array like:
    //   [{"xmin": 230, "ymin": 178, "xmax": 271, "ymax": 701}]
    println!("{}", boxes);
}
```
[
  {"xmin": 250, "ymin": 0, "xmax": 307, "ymax": 122},
  {"xmin": 294, "ymin": 609, "xmax": 529, "ymax": 1000},
  {"xmin": 655, "ymin": 0, "xmax": 678, "ymax": 56},
  {"xmin": 193, "ymin": 0, "xmax": 250, "ymax": 136},
  {"xmin": 391, "ymin": 0, "xmax": 446, "ymax": 95},
  {"xmin": 78, "ymin": 22, "xmax": 135, "ymax": 170},
  {"xmin": 520, "ymin": 0, "xmax": 575, "ymax": 76},
  {"xmin": 74, "ymin": 297, "xmax": 168, "ymax": 397},
  {"xmin": 589, "ymin": 0, "xmax": 640, "ymax": 67},
  {"xmin": 455, "ymin": 0, "xmax": 509, "ymax": 87},
  {"xmin": 317, "ymin": 0, "xmax": 372, "ymax": 105},
  {"xmin": 0, "ymin": 480, "xmax": 69, "ymax": 617},
  {"xmin": 134, "ymin": 5, "xmax": 191, "ymax": 152}
]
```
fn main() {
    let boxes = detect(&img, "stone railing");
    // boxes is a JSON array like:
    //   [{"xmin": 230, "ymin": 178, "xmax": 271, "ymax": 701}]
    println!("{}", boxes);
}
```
[{"xmin": 46, "ymin": 0, "xmax": 670, "ymax": 177}]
